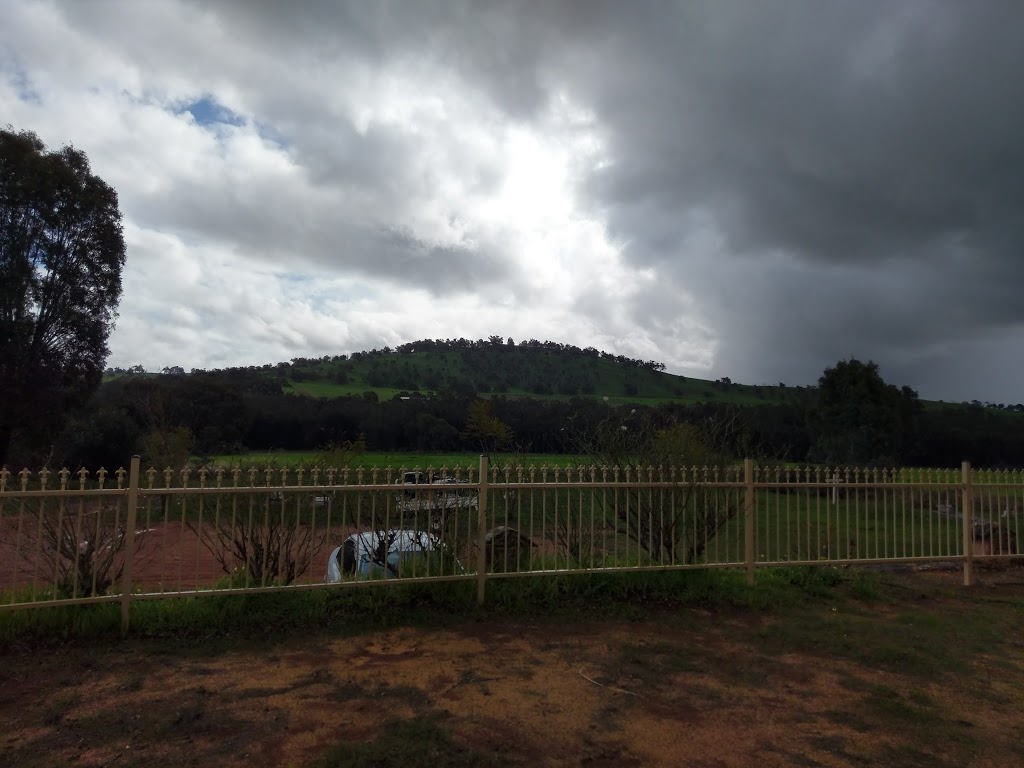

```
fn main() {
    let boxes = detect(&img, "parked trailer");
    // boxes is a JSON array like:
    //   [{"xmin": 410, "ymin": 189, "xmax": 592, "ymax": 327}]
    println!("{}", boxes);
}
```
[{"xmin": 393, "ymin": 471, "xmax": 479, "ymax": 515}]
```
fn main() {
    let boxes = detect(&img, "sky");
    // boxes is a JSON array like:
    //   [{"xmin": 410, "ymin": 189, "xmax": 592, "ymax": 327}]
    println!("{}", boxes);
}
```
[{"xmin": 2, "ymin": 0, "xmax": 1023, "ymax": 403}]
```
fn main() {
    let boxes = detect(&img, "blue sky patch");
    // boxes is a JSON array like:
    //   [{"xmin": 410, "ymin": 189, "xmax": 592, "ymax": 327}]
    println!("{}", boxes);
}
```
[{"xmin": 180, "ymin": 95, "xmax": 246, "ymax": 128}]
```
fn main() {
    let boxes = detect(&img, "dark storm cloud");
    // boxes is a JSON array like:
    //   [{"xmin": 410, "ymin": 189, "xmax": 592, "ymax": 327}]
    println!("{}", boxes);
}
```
[
  {"xmin": 554, "ymin": 1, "xmax": 1024, "ymax": 398},
  {"xmin": 191, "ymin": 0, "xmax": 552, "ymax": 115},
  {"xmin": 338, "ymin": 228, "xmax": 515, "ymax": 292}
]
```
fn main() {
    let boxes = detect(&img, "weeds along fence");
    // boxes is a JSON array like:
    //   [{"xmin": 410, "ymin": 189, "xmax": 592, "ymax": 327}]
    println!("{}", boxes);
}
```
[{"xmin": 1, "ymin": 457, "xmax": 1020, "ymax": 631}]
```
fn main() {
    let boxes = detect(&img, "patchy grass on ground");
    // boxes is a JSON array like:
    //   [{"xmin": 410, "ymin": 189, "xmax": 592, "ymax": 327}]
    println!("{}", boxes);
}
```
[{"xmin": 0, "ymin": 568, "xmax": 1022, "ymax": 767}]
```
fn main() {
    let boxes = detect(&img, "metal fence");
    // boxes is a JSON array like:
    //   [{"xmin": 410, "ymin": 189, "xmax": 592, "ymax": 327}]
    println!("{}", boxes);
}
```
[{"xmin": 1, "ymin": 457, "xmax": 1020, "ymax": 631}]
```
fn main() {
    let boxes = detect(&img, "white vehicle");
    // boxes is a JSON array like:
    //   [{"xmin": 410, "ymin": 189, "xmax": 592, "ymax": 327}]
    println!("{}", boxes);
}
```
[
  {"xmin": 326, "ymin": 529, "xmax": 463, "ymax": 581},
  {"xmin": 326, "ymin": 524, "xmax": 535, "ymax": 581}
]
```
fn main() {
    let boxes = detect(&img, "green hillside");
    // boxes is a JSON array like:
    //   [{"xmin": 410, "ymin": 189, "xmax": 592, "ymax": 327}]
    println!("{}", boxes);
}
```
[
  {"xmin": 276, "ymin": 339, "xmax": 799, "ymax": 406},
  {"xmin": 104, "ymin": 337, "xmax": 1022, "ymax": 415},
  {"xmin": 91, "ymin": 338, "xmax": 1024, "ymax": 467}
]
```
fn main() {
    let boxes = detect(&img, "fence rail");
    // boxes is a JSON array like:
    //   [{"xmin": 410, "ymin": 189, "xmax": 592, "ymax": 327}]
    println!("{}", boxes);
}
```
[{"xmin": 1, "ymin": 457, "xmax": 1020, "ymax": 632}]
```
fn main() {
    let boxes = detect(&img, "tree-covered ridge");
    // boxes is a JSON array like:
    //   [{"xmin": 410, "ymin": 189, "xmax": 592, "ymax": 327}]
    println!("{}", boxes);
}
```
[
  {"xmin": 263, "ymin": 335, "xmax": 671, "ymax": 397},
  {"xmin": 108, "ymin": 337, "xmax": 795, "ymax": 406},
  {"xmin": 347, "ymin": 337, "xmax": 664, "ymax": 396}
]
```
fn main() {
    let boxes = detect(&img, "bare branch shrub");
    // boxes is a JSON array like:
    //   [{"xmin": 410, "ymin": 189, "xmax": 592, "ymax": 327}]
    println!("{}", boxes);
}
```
[
  {"xmin": 186, "ymin": 438, "xmax": 366, "ymax": 586},
  {"xmin": 19, "ymin": 500, "xmax": 127, "ymax": 597},
  {"xmin": 545, "ymin": 483, "xmax": 595, "ymax": 566},
  {"xmin": 191, "ymin": 494, "xmax": 328, "ymax": 587},
  {"xmin": 566, "ymin": 411, "xmax": 745, "ymax": 566}
]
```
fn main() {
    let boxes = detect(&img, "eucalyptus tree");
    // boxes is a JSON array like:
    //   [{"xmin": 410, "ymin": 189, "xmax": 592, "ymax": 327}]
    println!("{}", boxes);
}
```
[{"xmin": 0, "ymin": 128, "xmax": 125, "ymax": 466}]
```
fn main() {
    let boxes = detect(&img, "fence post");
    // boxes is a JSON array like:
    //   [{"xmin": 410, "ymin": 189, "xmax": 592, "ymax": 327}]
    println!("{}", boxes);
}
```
[
  {"xmin": 962, "ymin": 460, "xmax": 973, "ymax": 587},
  {"xmin": 477, "ymin": 454, "xmax": 489, "ymax": 605},
  {"xmin": 121, "ymin": 455, "xmax": 140, "ymax": 636},
  {"xmin": 744, "ymin": 458, "xmax": 755, "ymax": 586}
]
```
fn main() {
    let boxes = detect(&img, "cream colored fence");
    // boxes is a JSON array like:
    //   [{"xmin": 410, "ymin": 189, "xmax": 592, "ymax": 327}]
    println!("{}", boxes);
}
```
[{"xmin": 1, "ymin": 457, "xmax": 1020, "ymax": 631}]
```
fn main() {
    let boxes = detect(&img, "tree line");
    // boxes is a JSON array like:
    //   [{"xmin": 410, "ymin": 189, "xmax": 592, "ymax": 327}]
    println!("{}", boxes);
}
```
[{"xmin": 32, "ymin": 359, "xmax": 1024, "ymax": 471}]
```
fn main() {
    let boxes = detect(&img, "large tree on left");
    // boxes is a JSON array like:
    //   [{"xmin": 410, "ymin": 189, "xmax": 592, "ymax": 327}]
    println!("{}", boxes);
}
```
[{"xmin": 0, "ymin": 129, "xmax": 125, "ymax": 467}]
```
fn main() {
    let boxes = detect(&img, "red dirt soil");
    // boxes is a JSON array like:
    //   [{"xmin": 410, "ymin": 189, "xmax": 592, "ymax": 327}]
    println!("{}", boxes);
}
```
[{"xmin": 1, "ymin": 519, "xmax": 350, "ymax": 594}]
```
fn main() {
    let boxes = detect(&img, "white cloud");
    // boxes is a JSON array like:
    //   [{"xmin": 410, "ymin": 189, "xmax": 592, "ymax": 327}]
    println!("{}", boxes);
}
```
[{"xmin": 0, "ymin": 0, "xmax": 714, "ymax": 378}]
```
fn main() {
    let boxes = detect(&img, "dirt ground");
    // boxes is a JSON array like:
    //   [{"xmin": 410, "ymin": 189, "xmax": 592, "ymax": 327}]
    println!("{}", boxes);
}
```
[
  {"xmin": 0, "ymin": 520, "xmax": 344, "ymax": 593},
  {"xmin": 1, "ymin": 570, "xmax": 1022, "ymax": 767}
]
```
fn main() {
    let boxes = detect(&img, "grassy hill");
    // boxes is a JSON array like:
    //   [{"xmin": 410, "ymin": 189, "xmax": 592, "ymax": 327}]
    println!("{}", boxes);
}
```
[
  {"xmin": 275, "ymin": 339, "xmax": 801, "ymax": 406},
  {"xmin": 105, "ymin": 338, "xmax": 1023, "ymax": 416}
]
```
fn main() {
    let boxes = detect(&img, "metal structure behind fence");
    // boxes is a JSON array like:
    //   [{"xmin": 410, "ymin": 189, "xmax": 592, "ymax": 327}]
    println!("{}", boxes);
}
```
[{"xmin": 1, "ymin": 457, "xmax": 1020, "ymax": 631}]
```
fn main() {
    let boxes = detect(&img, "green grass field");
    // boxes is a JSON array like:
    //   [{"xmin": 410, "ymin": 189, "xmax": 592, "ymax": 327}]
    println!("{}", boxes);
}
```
[{"xmin": 207, "ymin": 450, "xmax": 580, "ymax": 470}]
